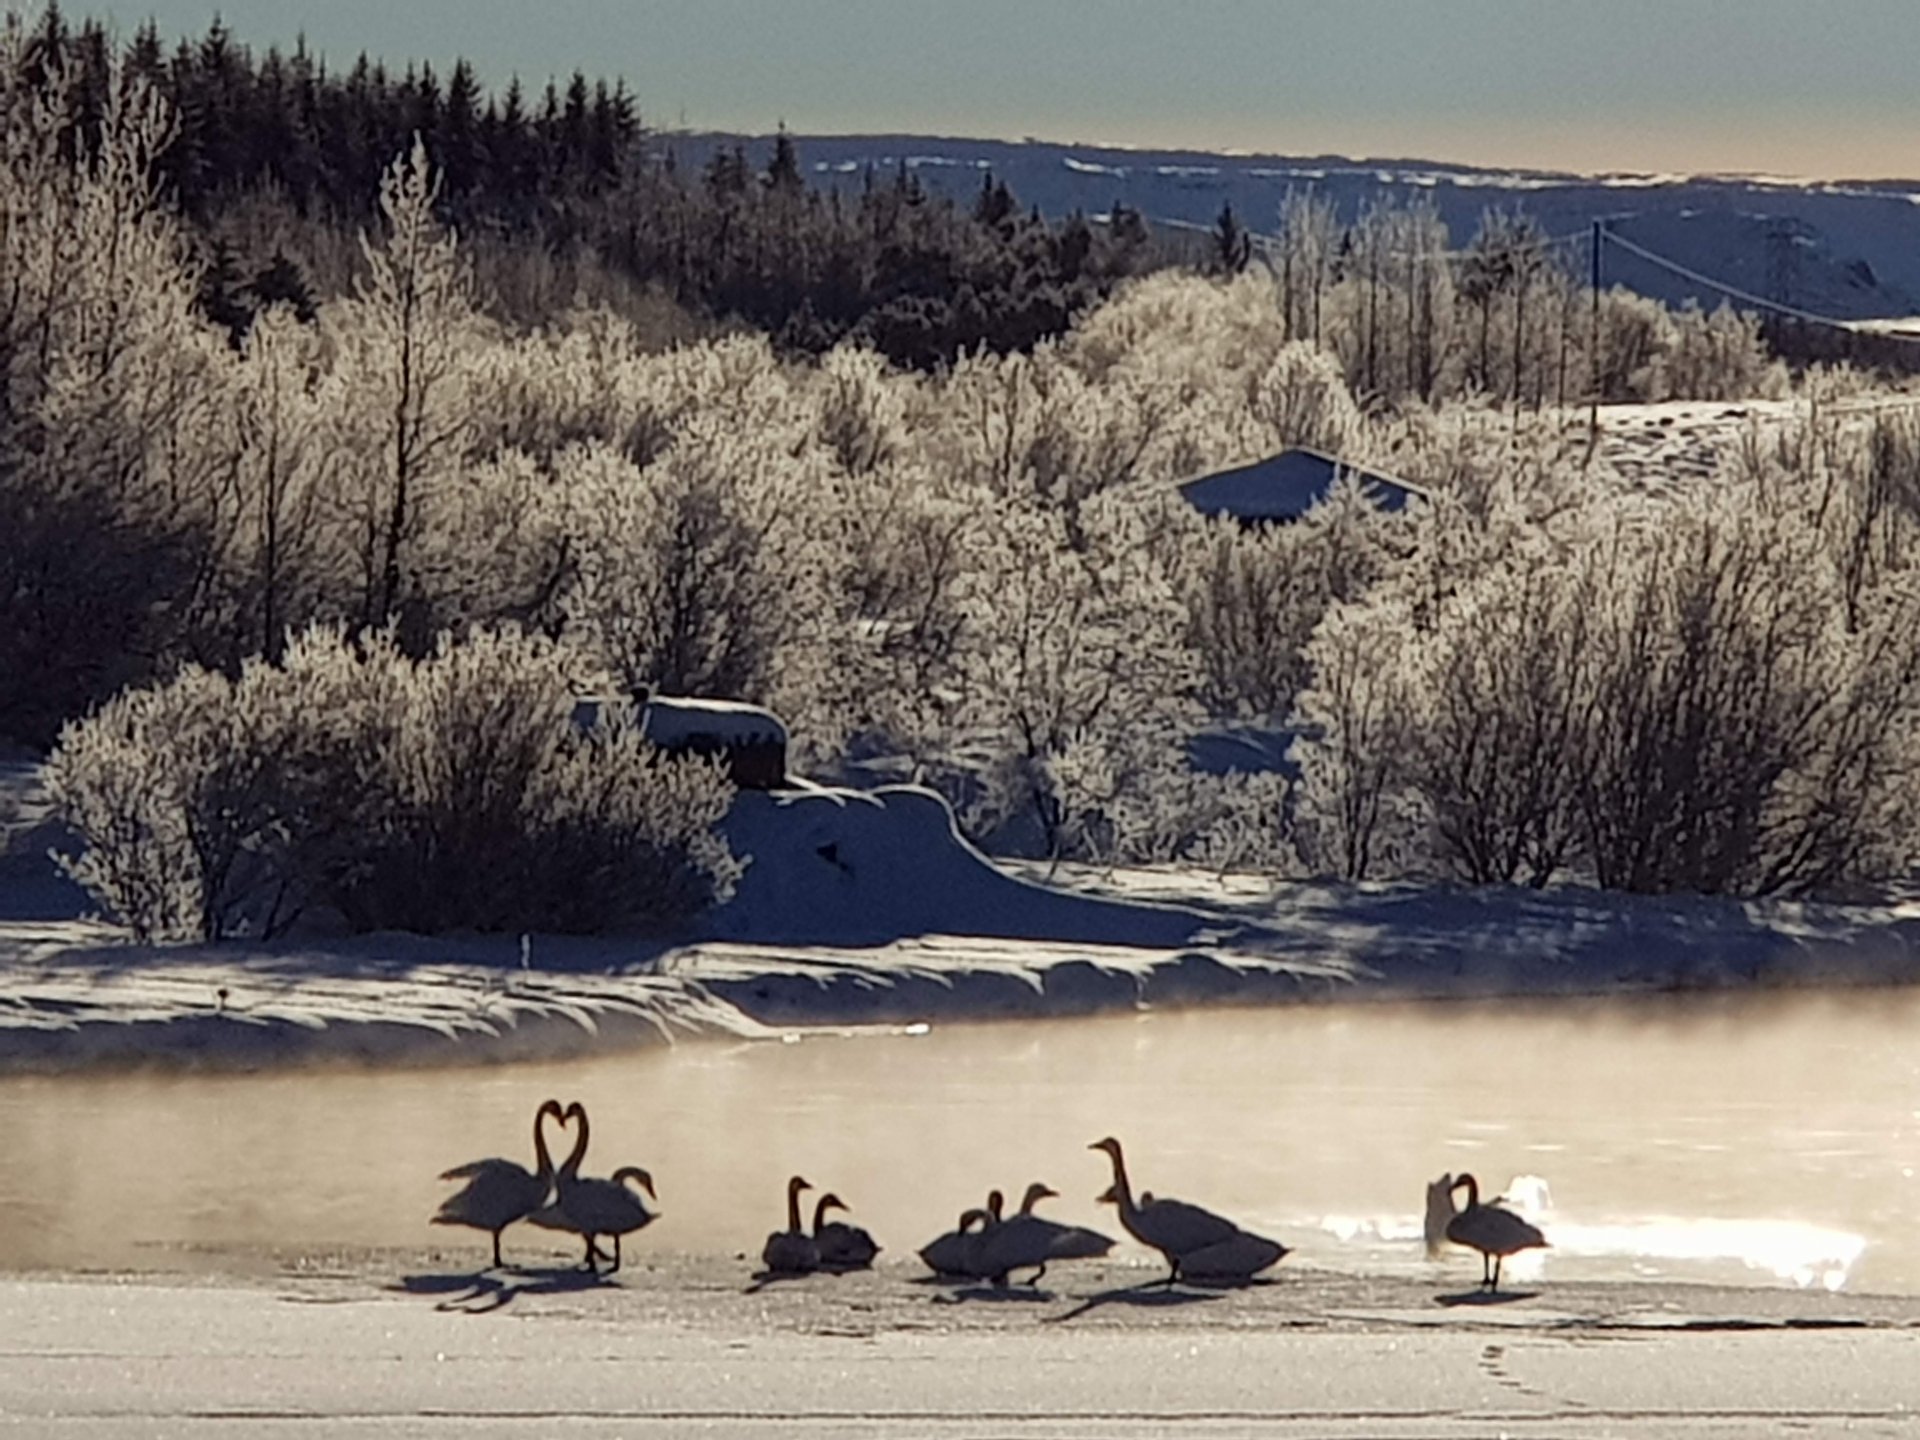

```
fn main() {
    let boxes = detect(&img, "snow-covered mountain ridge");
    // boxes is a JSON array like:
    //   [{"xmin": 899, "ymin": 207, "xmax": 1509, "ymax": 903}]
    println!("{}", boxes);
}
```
[{"xmin": 675, "ymin": 131, "xmax": 1920, "ymax": 321}]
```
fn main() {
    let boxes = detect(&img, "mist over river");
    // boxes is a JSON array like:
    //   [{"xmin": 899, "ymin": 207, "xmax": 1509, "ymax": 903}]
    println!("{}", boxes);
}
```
[{"xmin": 3, "ymin": 994, "xmax": 1914, "ymax": 1294}]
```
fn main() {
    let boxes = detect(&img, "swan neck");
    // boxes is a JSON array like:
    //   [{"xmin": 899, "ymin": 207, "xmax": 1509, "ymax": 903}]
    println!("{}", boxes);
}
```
[
  {"xmin": 786, "ymin": 1178, "xmax": 803, "ymax": 1233},
  {"xmin": 558, "ymin": 1105, "xmax": 589, "ymax": 1185},
  {"xmin": 1104, "ymin": 1147, "xmax": 1137, "ymax": 1216},
  {"xmin": 532, "ymin": 1104, "xmax": 556, "ymax": 1180}
]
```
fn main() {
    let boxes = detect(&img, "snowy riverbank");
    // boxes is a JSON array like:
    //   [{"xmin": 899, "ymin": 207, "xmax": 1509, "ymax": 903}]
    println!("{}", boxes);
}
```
[
  {"xmin": 5, "ymin": 875, "xmax": 1920, "ymax": 1073},
  {"xmin": 6, "ymin": 772, "xmax": 1920, "ymax": 1072}
]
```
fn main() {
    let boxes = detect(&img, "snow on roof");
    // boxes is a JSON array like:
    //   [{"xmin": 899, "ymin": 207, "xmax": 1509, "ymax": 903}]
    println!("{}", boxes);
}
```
[
  {"xmin": 1178, "ymin": 447, "xmax": 1423, "ymax": 523},
  {"xmin": 642, "ymin": 696, "xmax": 789, "ymax": 749}
]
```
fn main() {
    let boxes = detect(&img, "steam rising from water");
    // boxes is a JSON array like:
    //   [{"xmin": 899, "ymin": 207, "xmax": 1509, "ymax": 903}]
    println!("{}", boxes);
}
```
[{"xmin": 0, "ymin": 993, "xmax": 1913, "ymax": 1293}]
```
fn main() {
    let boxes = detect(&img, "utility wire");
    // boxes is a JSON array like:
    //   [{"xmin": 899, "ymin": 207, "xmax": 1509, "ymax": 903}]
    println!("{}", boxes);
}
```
[{"xmin": 1601, "ymin": 228, "xmax": 1920, "ymax": 344}]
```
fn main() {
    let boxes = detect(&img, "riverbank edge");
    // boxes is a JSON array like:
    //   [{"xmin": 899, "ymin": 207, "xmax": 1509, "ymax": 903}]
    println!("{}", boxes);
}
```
[{"xmin": 7, "ymin": 872, "xmax": 1920, "ymax": 1074}]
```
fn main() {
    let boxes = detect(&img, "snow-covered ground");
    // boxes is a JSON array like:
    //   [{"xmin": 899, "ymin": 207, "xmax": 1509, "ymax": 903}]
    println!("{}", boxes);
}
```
[{"xmin": 5, "ymin": 757, "xmax": 1919, "ymax": 1073}]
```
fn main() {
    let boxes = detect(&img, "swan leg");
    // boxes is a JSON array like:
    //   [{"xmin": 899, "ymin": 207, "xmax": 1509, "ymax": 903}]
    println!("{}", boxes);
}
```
[
  {"xmin": 1491, "ymin": 1254, "xmax": 1503, "ymax": 1293},
  {"xmin": 491, "ymin": 1230, "xmax": 504, "ymax": 1269},
  {"xmin": 581, "ymin": 1235, "xmax": 599, "ymax": 1271},
  {"xmin": 610, "ymin": 1234, "xmax": 623, "ymax": 1274},
  {"xmin": 1026, "ymin": 1263, "xmax": 1048, "ymax": 1288}
]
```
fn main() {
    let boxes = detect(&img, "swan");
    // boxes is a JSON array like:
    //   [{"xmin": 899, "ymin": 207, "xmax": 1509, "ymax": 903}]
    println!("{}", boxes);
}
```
[
  {"xmin": 762, "ymin": 1175, "xmax": 821, "ymax": 1274},
  {"xmin": 811, "ymin": 1192, "xmax": 880, "ymax": 1271},
  {"xmin": 1424, "ymin": 1171, "xmax": 1457, "ymax": 1260},
  {"xmin": 973, "ymin": 1181, "xmax": 1112, "ymax": 1287},
  {"xmin": 1016, "ymin": 1181, "xmax": 1115, "ymax": 1262},
  {"xmin": 1440, "ymin": 1172, "xmax": 1548, "ymax": 1292},
  {"xmin": 550, "ymin": 1166, "xmax": 658, "ymax": 1273},
  {"xmin": 526, "ymin": 1101, "xmax": 658, "ymax": 1271},
  {"xmin": 1090, "ymin": 1136, "xmax": 1287, "ymax": 1284},
  {"xmin": 431, "ymin": 1097, "xmax": 565, "ymax": 1267},
  {"xmin": 917, "ymin": 1206, "xmax": 992, "ymax": 1276}
]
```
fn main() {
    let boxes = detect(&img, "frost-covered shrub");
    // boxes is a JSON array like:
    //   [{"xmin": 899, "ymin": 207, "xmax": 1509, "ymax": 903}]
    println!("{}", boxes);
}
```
[
  {"xmin": 48, "ymin": 626, "xmax": 738, "ymax": 942},
  {"xmin": 1293, "ymin": 482, "xmax": 1920, "ymax": 896},
  {"xmin": 1658, "ymin": 303, "xmax": 1788, "ymax": 403},
  {"xmin": 1290, "ymin": 597, "xmax": 1427, "ymax": 881}
]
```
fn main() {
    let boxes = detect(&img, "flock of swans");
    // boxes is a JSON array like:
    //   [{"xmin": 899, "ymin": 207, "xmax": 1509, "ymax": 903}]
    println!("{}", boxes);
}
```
[{"xmin": 433, "ymin": 1097, "xmax": 1549, "ymax": 1293}]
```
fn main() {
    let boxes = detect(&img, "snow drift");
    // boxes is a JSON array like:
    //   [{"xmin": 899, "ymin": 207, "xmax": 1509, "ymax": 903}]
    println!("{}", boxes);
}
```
[{"xmin": 706, "ymin": 784, "xmax": 1233, "ymax": 948}]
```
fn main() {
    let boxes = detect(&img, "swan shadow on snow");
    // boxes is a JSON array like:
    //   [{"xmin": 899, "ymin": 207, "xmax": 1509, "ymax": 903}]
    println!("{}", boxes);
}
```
[
  {"xmin": 743, "ymin": 1268, "xmax": 825, "ymax": 1293},
  {"xmin": 929, "ymin": 1281, "xmax": 1058, "ymax": 1305},
  {"xmin": 743, "ymin": 1262, "xmax": 877, "ymax": 1293},
  {"xmin": 1046, "ymin": 1279, "xmax": 1239, "ymax": 1323},
  {"xmin": 391, "ymin": 1264, "xmax": 612, "ymax": 1314},
  {"xmin": 1434, "ymin": 1288, "xmax": 1541, "ymax": 1308}
]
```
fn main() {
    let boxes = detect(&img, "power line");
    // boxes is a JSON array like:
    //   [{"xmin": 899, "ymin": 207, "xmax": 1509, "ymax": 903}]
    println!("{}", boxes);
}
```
[{"xmin": 1602, "ymin": 228, "xmax": 1920, "ymax": 345}]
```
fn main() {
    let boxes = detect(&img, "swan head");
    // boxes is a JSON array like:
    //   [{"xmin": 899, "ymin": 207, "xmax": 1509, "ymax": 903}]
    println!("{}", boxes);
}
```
[
  {"xmin": 1095, "ymin": 1184, "xmax": 1118, "ymax": 1207},
  {"xmin": 1450, "ymin": 1173, "xmax": 1482, "ymax": 1208},
  {"xmin": 1019, "ymin": 1182, "xmax": 1058, "ymax": 1214},
  {"xmin": 613, "ymin": 1166, "xmax": 657, "ymax": 1201},
  {"xmin": 815, "ymin": 1192, "xmax": 846, "ymax": 1219},
  {"xmin": 786, "ymin": 1175, "xmax": 813, "ymax": 1197},
  {"xmin": 958, "ymin": 1208, "xmax": 991, "ymax": 1232},
  {"xmin": 1089, "ymin": 1137, "xmax": 1123, "ymax": 1160},
  {"xmin": 986, "ymin": 1189, "xmax": 1005, "ymax": 1221}
]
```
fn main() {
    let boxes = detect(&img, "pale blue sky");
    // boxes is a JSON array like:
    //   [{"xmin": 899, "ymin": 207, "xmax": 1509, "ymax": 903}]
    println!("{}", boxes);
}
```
[{"xmin": 83, "ymin": 1, "xmax": 1920, "ymax": 177}]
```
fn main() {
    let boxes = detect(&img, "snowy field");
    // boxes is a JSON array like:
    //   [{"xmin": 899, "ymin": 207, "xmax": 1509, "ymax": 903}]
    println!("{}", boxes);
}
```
[
  {"xmin": 7, "ymin": 1263, "xmax": 1919, "ymax": 1438},
  {"xmin": 5, "ymin": 755, "xmax": 1920, "ymax": 1073}
]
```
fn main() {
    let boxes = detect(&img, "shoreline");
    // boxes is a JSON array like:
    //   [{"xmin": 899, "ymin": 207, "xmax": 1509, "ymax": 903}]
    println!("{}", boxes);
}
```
[
  {"xmin": 11, "ymin": 1248, "xmax": 1919, "ymax": 1327},
  {"xmin": 6, "ymin": 868, "xmax": 1920, "ymax": 1073}
]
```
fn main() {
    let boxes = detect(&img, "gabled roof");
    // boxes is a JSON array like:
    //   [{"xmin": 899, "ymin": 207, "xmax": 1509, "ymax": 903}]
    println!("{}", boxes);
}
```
[{"xmin": 1178, "ymin": 446, "xmax": 1423, "ymax": 523}]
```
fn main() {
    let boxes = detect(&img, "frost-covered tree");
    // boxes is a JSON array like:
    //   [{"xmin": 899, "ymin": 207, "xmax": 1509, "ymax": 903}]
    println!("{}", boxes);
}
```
[
  {"xmin": 327, "ymin": 139, "xmax": 482, "ymax": 636},
  {"xmin": 949, "ymin": 497, "xmax": 1202, "ymax": 861},
  {"xmin": 0, "ymin": 19, "xmax": 224, "ymax": 743}
]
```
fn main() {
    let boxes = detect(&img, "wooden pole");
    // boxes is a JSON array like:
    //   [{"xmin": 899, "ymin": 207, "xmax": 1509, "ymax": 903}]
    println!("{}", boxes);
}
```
[{"xmin": 1588, "ymin": 220, "xmax": 1603, "ymax": 443}]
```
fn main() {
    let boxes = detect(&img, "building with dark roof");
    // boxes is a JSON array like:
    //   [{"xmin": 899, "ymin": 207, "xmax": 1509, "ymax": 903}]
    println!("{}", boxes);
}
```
[{"xmin": 1177, "ymin": 446, "xmax": 1424, "ymax": 525}]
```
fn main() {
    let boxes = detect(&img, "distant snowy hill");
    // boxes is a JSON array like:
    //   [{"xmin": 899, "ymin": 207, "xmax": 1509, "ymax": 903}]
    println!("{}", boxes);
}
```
[{"xmin": 671, "ymin": 131, "xmax": 1920, "ymax": 320}]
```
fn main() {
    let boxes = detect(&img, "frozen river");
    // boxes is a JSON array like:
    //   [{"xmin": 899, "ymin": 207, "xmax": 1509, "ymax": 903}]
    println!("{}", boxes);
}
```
[{"xmin": 2, "ymin": 992, "xmax": 1916, "ymax": 1294}]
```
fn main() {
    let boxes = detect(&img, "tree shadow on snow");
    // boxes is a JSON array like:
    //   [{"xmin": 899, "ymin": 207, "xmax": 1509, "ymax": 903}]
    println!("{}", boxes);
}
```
[
  {"xmin": 1434, "ymin": 1288, "xmax": 1540, "ymax": 1308},
  {"xmin": 391, "ymin": 1264, "xmax": 611, "ymax": 1314}
]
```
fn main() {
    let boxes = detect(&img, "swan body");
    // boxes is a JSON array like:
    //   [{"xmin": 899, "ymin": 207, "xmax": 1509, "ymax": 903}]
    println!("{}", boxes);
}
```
[
  {"xmin": 540, "ymin": 1166, "xmax": 658, "ymax": 1273},
  {"xmin": 1441, "ymin": 1172, "xmax": 1547, "ymax": 1291},
  {"xmin": 1424, "ymin": 1171, "xmax": 1458, "ymax": 1260},
  {"xmin": 1017, "ymin": 1180, "xmax": 1114, "ymax": 1258},
  {"xmin": 1177, "ymin": 1230, "xmax": 1289, "ymax": 1280},
  {"xmin": 812, "ymin": 1192, "xmax": 880, "ymax": 1271},
  {"xmin": 1091, "ymin": 1136, "xmax": 1287, "ymax": 1284},
  {"xmin": 432, "ymin": 1098, "xmax": 565, "ymax": 1267},
  {"xmin": 974, "ymin": 1182, "xmax": 1115, "ymax": 1285},
  {"xmin": 762, "ymin": 1175, "xmax": 821, "ymax": 1274},
  {"xmin": 918, "ymin": 1207, "xmax": 991, "ymax": 1276},
  {"xmin": 525, "ymin": 1102, "xmax": 657, "ymax": 1271}
]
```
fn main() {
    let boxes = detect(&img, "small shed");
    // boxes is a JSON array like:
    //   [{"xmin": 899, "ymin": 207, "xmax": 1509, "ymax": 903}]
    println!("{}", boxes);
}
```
[
  {"xmin": 641, "ymin": 696, "xmax": 789, "ymax": 790},
  {"xmin": 1178, "ymin": 446, "xmax": 1423, "ymax": 526}
]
